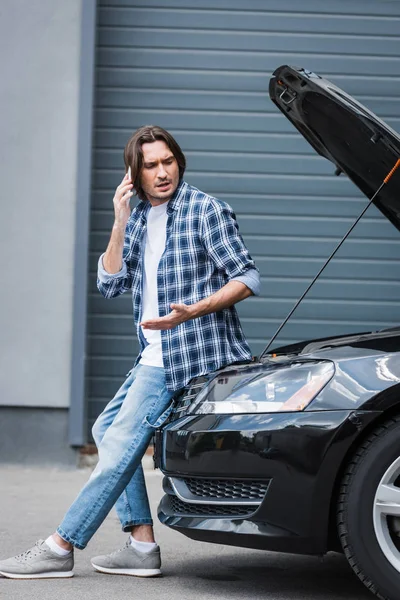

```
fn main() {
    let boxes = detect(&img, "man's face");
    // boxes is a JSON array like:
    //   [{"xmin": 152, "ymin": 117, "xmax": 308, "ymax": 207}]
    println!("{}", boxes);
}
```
[{"xmin": 140, "ymin": 140, "xmax": 180, "ymax": 205}]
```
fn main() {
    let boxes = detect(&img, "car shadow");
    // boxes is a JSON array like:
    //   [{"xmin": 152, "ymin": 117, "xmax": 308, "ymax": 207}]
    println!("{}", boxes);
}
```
[{"xmin": 166, "ymin": 549, "xmax": 373, "ymax": 599}]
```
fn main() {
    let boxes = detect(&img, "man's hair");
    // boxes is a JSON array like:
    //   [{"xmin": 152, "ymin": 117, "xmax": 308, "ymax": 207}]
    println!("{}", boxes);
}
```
[{"xmin": 123, "ymin": 125, "xmax": 186, "ymax": 201}]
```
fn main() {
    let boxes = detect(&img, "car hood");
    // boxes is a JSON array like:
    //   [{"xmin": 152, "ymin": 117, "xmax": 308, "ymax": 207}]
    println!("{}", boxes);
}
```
[
  {"xmin": 269, "ymin": 65, "xmax": 400, "ymax": 231},
  {"xmin": 267, "ymin": 326, "xmax": 400, "ymax": 357}
]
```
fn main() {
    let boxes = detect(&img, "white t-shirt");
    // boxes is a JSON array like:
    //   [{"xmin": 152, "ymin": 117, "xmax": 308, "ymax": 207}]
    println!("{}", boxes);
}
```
[{"xmin": 139, "ymin": 202, "xmax": 169, "ymax": 367}]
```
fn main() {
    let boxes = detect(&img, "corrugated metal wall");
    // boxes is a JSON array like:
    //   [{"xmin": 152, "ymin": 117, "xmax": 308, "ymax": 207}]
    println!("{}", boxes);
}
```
[{"xmin": 87, "ymin": 0, "xmax": 400, "ymax": 432}]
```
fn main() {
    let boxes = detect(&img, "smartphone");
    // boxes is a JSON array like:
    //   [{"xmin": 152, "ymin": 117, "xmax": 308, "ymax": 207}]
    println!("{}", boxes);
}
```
[{"xmin": 128, "ymin": 166, "xmax": 132, "ymax": 180}]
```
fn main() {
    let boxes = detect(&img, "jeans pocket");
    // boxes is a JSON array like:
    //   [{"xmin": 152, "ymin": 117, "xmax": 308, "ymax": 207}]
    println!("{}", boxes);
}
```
[{"xmin": 143, "ymin": 401, "xmax": 175, "ymax": 430}]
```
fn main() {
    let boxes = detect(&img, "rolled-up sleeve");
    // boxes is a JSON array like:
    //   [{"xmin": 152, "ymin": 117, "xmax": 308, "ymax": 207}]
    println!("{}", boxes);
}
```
[
  {"xmin": 97, "ymin": 253, "xmax": 128, "ymax": 283},
  {"xmin": 201, "ymin": 199, "xmax": 260, "ymax": 292},
  {"xmin": 96, "ymin": 224, "xmax": 134, "ymax": 299},
  {"xmin": 232, "ymin": 268, "xmax": 261, "ymax": 296}
]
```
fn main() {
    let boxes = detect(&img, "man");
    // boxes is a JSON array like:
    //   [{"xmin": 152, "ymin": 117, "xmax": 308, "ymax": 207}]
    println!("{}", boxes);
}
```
[{"xmin": 0, "ymin": 126, "xmax": 260, "ymax": 579}]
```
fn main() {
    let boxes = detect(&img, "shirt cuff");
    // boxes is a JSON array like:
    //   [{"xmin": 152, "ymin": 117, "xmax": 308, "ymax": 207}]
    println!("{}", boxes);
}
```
[
  {"xmin": 232, "ymin": 268, "xmax": 261, "ymax": 296},
  {"xmin": 97, "ymin": 253, "xmax": 127, "ymax": 283}
]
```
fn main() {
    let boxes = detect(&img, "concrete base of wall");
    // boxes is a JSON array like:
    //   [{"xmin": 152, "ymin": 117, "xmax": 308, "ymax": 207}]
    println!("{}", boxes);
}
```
[{"xmin": 0, "ymin": 407, "xmax": 77, "ymax": 466}]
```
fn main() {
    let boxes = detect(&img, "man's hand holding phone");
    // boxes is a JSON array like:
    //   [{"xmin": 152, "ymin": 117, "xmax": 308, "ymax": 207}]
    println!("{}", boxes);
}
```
[{"xmin": 113, "ymin": 166, "xmax": 133, "ymax": 230}]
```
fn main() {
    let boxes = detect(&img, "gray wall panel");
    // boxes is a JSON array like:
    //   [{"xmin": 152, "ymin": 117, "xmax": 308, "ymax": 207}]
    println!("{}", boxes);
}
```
[
  {"xmin": 94, "ymin": 108, "xmax": 400, "ymax": 133},
  {"xmin": 98, "ymin": 28, "xmax": 400, "ymax": 57},
  {"xmin": 98, "ymin": 7, "xmax": 400, "ymax": 36},
  {"xmin": 95, "ymin": 89, "xmax": 400, "ymax": 117},
  {"xmin": 96, "ymin": 48, "xmax": 400, "ymax": 76},
  {"xmin": 87, "ymin": 0, "xmax": 400, "ymax": 435},
  {"xmin": 103, "ymin": 0, "xmax": 400, "ymax": 15},
  {"xmin": 96, "ymin": 69, "xmax": 400, "ymax": 97}
]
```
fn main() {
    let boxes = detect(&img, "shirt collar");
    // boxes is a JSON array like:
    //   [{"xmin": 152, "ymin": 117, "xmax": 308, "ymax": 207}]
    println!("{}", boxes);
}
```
[
  {"xmin": 166, "ymin": 179, "xmax": 188, "ymax": 214},
  {"xmin": 136, "ymin": 179, "xmax": 187, "ymax": 218}
]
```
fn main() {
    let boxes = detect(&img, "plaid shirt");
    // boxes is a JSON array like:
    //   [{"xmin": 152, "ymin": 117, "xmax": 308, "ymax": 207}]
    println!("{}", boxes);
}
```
[{"xmin": 97, "ymin": 180, "xmax": 258, "ymax": 392}]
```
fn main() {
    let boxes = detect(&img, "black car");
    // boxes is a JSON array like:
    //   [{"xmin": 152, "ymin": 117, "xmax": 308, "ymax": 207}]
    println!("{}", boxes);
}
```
[{"xmin": 155, "ymin": 65, "xmax": 400, "ymax": 600}]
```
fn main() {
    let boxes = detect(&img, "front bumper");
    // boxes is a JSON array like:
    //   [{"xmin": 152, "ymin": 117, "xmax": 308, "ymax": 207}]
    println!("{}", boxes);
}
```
[{"xmin": 156, "ymin": 409, "xmax": 380, "ymax": 554}]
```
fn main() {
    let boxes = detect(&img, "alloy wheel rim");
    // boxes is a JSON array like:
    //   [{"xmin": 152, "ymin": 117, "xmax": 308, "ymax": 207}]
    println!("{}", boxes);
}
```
[{"xmin": 373, "ymin": 455, "xmax": 400, "ymax": 572}]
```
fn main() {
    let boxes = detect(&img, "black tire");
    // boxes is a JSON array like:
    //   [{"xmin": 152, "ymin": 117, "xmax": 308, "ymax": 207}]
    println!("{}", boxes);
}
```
[{"xmin": 337, "ymin": 415, "xmax": 400, "ymax": 600}]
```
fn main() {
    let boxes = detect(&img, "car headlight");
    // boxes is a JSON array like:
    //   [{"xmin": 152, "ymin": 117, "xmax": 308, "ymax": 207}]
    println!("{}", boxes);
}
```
[{"xmin": 188, "ymin": 361, "xmax": 335, "ymax": 415}]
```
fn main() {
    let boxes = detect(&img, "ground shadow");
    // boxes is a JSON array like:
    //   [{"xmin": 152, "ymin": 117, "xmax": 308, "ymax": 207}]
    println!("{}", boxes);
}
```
[{"xmin": 165, "ymin": 549, "xmax": 373, "ymax": 600}]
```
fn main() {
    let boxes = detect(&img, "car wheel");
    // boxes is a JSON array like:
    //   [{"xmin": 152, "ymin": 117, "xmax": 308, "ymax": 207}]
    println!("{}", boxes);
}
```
[{"xmin": 338, "ymin": 416, "xmax": 400, "ymax": 600}]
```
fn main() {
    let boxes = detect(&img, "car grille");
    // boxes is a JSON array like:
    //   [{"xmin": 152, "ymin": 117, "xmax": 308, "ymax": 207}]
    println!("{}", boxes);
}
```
[
  {"xmin": 183, "ymin": 477, "xmax": 269, "ymax": 501},
  {"xmin": 168, "ymin": 495, "xmax": 256, "ymax": 518}
]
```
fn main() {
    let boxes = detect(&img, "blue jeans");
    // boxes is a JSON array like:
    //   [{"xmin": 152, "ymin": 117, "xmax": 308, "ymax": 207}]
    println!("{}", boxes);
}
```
[{"xmin": 57, "ymin": 364, "xmax": 175, "ymax": 549}]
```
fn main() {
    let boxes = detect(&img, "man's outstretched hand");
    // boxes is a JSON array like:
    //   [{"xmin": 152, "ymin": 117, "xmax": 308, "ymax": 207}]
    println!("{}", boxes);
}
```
[
  {"xmin": 140, "ymin": 281, "xmax": 252, "ymax": 331},
  {"xmin": 140, "ymin": 303, "xmax": 192, "ymax": 330}
]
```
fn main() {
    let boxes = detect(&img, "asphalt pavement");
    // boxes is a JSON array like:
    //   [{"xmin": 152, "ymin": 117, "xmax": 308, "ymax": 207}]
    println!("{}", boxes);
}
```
[{"xmin": 0, "ymin": 461, "xmax": 373, "ymax": 600}]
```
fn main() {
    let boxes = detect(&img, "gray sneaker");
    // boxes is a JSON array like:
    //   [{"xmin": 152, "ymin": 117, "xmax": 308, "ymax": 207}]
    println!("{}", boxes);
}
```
[
  {"xmin": 0, "ymin": 540, "xmax": 74, "ymax": 579},
  {"xmin": 91, "ymin": 540, "xmax": 161, "ymax": 577}
]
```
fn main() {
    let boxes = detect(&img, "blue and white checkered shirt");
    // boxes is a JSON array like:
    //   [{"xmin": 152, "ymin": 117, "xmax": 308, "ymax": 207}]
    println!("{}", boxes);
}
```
[{"xmin": 97, "ymin": 180, "xmax": 260, "ymax": 392}]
